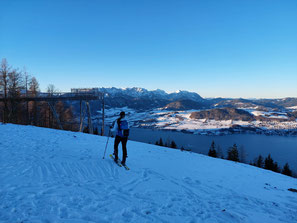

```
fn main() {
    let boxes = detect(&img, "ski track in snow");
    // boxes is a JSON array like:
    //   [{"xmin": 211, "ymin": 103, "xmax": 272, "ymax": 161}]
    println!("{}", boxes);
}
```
[{"xmin": 0, "ymin": 124, "xmax": 297, "ymax": 223}]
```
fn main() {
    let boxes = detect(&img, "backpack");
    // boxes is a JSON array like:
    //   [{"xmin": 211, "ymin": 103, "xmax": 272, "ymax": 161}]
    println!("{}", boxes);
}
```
[{"xmin": 117, "ymin": 118, "xmax": 130, "ymax": 137}]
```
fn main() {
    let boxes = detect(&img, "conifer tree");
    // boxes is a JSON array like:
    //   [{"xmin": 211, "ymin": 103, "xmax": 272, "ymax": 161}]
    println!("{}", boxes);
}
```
[
  {"xmin": 256, "ymin": 155, "xmax": 264, "ymax": 168},
  {"xmin": 273, "ymin": 162, "xmax": 280, "ymax": 173},
  {"xmin": 264, "ymin": 154, "xmax": 279, "ymax": 172},
  {"xmin": 264, "ymin": 154, "xmax": 274, "ymax": 170},
  {"xmin": 208, "ymin": 141, "xmax": 217, "ymax": 157},
  {"xmin": 227, "ymin": 144, "xmax": 239, "ymax": 161},
  {"xmin": 282, "ymin": 163, "xmax": 292, "ymax": 177},
  {"xmin": 170, "ymin": 140, "xmax": 177, "ymax": 149},
  {"xmin": 159, "ymin": 138, "xmax": 164, "ymax": 146}
]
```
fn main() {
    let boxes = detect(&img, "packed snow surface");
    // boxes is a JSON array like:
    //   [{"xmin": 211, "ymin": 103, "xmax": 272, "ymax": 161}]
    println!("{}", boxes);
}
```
[{"xmin": 0, "ymin": 124, "xmax": 297, "ymax": 223}]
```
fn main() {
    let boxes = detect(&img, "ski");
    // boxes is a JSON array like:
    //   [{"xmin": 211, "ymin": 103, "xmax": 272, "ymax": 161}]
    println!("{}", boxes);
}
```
[
  {"xmin": 109, "ymin": 154, "xmax": 122, "ymax": 167},
  {"xmin": 109, "ymin": 154, "xmax": 130, "ymax": 170},
  {"xmin": 122, "ymin": 164, "xmax": 130, "ymax": 171}
]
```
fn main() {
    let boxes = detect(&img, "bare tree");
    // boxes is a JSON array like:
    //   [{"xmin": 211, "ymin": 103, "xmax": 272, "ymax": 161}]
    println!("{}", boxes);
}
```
[
  {"xmin": 29, "ymin": 77, "xmax": 39, "ymax": 95},
  {"xmin": 0, "ymin": 59, "xmax": 10, "ymax": 123},
  {"xmin": 28, "ymin": 77, "xmax": 40, "ymax": 125},
  {"xmin": 46, "ymin": 84, "xmax": 58, "ymax": 127},
  {"xmin": 47, "ymin": 84, "xmax": 58, "ymax": 96},
  {"xmin": 8, "ymin": 69, "xmax": 23, "ymax": 123},
  {"xmin": 23, "ymin": 67, "xmax": 30, "ymax": 124},
  {"xmin": 8, "ymin": 69, "xmax": 22, "ymax": 97}
]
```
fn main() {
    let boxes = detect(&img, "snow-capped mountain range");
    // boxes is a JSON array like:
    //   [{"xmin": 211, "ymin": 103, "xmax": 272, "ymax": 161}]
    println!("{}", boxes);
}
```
[
  {"xmin": 93, "ymin": 87, "xmax": 297, "ymax": 111},
  {"xmin": 70, "ymin": 87, "xmax": 297, "ymax": 112},
  {"xmin": 98, "ymin": 87, "xmax": 204, "ymax": 102}
]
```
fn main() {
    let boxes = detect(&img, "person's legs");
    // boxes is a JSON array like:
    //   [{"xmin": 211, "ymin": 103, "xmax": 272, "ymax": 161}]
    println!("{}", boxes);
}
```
[
  {"xmin": 114, "ymin": 136, "xmax": 121, "ymax": 161},
  {"xmin": 121, "ymin": 137, "xmax": 128, "ymax": 164}
]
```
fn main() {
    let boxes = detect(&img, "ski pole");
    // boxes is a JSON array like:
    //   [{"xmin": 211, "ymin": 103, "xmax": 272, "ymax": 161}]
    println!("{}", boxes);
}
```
[{"xmin": 102, "ymin": 129, "xmax": 111, "ymax": 159}]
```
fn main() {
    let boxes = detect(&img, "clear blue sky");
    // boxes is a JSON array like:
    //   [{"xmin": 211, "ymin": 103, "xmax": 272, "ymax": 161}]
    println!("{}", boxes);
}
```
[{"xmin": 0, "ymin": 0, "xmax": 296, "ymax": 98}]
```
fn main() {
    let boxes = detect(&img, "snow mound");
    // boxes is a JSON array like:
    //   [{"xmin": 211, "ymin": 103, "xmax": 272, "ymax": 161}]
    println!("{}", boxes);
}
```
[{"xmin": 0, "ymin": 124, "xmax": 296, "ymax": 223}]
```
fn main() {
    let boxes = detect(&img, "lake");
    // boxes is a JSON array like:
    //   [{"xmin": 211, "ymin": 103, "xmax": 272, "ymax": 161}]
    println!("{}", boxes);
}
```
[{"xmin": 125, "ymin": 128, "xmax": 297, "ymax": 175}]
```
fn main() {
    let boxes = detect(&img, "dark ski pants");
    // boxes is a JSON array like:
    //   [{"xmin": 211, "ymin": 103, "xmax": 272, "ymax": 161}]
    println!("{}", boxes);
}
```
[{"xmin": 114, "ymin": 135, "xmax": 128, "ymax": 164}]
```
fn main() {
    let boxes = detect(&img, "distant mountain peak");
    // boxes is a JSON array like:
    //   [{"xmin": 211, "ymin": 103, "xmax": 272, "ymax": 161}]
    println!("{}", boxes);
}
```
[{"xmin": 99, "ymin": 87, "xmax": 204, "ymax": 102}]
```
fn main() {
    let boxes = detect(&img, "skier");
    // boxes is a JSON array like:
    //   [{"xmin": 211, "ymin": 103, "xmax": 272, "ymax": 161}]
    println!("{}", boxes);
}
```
[{"xmin": 111, "ymin": 111, "xmax": 130, "ymax": 165}]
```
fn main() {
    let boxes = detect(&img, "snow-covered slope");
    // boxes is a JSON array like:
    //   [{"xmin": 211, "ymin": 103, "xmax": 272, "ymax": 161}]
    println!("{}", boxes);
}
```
[{"xmin": 0, "ymin": 124, "xmax": 296, "ymax": 223}]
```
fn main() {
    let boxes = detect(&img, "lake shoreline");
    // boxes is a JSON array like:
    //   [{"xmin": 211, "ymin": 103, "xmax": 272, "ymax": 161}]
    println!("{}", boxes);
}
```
[
  {"xmin": 125, "ymin": 127, "xmax": 297, "ymax": 175},
  {"xmin": 131, "ymin": 125, "xmax": 297, "ymax": 137}
]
